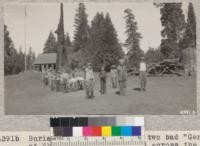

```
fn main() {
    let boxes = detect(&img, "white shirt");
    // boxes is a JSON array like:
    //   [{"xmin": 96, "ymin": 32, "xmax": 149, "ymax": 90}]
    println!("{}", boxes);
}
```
[
  {"xmin": 110, "ymin": 69, "xmax": 117, "ymax": 78},
  {"xmin": 62, "ymin": 73, "xmax": 69, "ymax": 80},
  {"xmin": 85, "ymin": 68, "xmax": 94, "ymax": 81},
  {"xmin": 139, "ymin": 62, "xmax": 146, "ymax": 71}
]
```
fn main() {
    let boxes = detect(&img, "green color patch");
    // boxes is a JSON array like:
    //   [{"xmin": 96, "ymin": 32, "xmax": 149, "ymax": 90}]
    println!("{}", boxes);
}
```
[{"xmin": 112, "ymin": 126, "xmax": 121, "ymax": 136}]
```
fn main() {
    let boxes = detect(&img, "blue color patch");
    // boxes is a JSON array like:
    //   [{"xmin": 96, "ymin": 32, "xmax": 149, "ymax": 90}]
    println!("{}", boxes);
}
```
[
  {"xmin": 121, "ymin": 126, "xmax": 132, "ymax": 136},
  {"xmin": 132, "ymin": 126, "xmax": 141, "ymax": 136}
]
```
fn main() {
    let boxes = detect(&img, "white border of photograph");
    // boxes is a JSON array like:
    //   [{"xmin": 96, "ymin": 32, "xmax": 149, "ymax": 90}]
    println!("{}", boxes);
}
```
[{"xmin": 0, "ymin": 0, "xmax": 199, "ymax": 131}]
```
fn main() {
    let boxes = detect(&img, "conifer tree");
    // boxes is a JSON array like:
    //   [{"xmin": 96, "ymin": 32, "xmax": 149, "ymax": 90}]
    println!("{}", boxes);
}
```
[
  {"xmin": 124, "ymin": 8, "xmax": 142, "ymax": 69},
  {"xmin": 4, "ymin": 25, "xmax": 19, "ymax": 75},
  {"xmin": 160, "ymin": 3, "xmax": 186, "ymax": 58},
  {"xmin": 65, "ymin": 33, "xmax": 72, "ymax": 47},
  {"xmin": 73, "ymin": 3, "xmax": 89, "ymax": 52},
  {"xmin": 103, "ymin": 13, "xmax": 123, "ymax": 68},
  {"xmin": 89, "ymin": 12, "xmax": 123, "ymax": 70},
  {"xmin": 180, "ymin": 2, "xmax": 196, "ymax": 49},
  {"xmin": 26, "ymin": 47, "xmax": 35, "ymax": 70},
  {"xmin": 43, "ymin": 31, "xmax": 57, "ymax": 53},
  {"xmin": 17, "ymin": 46, "xmax": 25, "ymax": 72}
]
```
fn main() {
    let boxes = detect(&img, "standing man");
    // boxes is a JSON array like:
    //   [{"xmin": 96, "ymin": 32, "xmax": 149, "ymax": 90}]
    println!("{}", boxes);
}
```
[
  {"xmin": 139, "ymin": 57, "xmax": 147, "ymax": 91},
  {"xmin": 44, "ymin": 68, "xmax": 49, "ymax": 86},
  {"xmin": 55, "ymin": 71, "xmax": 61, "ymax": 92},
  {"xmin": 60, "ymin": 69, "xmax": 65, "ymax": 92},
  {"xmin": 50, "ymin": 68, "xmax": 56, "ymax": 91},
  {"xmin": 62, "ymin": 70, "xmax": 69, "ymax": 92},
  {"xmin": 42, "ymin": 67, "xmax": 46, "ymax": 84},
  {"xmin": 117, "ymin": 59, "xmax": 127, "ymax": 96},
  {"xmin": 85, "ymin": 63, "xmax": 95, "ymax": 99},
  {"xmin": 110, "ymin": 65, "xmax": 117, "ymax": 88},
  {"xmin": 99, "ymin": 65, "xmax": 107, "ymax": 94}
]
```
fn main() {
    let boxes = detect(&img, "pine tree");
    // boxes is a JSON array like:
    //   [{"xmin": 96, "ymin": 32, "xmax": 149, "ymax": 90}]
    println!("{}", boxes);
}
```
[
  {"xmin": 145, "ymin": 47, "xmax": 163, "ymax": 63},
  {"xmin": 43, "ymin": 31, "xmax": 57, "ymax": 53},
  {"xmin": 187, "ymin": 2, "xmax": 196, "ymax": 48},
  {"xmin": 160, "ymin": 3, "xmax": 186, "ymax": 58},
  {"xmin": 88, "ymin": 12, "xmax": 123, "ymax": 71},
  {"xmin": 26, "ymin": 47, "xmax": 34, "ymax": 70},
  {"xmin": 73, "ymin": 3, "xmax": 89, "ymax": 52},
  {"xmin": 180, "ymin": 2, "xmax": 196, "ymax": 49},
  {"xmin": 4, "ymin": 25, "xmax": 19, "ymax": 75},
  {"xmin": 65, "ymin": 33, "xmax": 71, "ymax": 47},
  {"xmin": 124, "ymin": 8, "xmax": 142, "ymax": 69},
  {"xmin": 17, "ymin": 46, "xmax": 25, "ymax": 72},
  {"xmin": 31, "ymin": 50, "xmax": 36, "ymax": 69},
  {"xmin": 84, "ymin": 12, "xmax": 105, "ymax": 69},
  {"xmin": 103, "ymin": 13, "xmax": 123, "ymax": 69}
]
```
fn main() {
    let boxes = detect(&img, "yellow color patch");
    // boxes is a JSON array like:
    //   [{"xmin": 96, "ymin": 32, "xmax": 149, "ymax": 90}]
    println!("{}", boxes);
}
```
[{"xmin": 101, "ymin": 126, "xmax": 111, "ymax": 136}]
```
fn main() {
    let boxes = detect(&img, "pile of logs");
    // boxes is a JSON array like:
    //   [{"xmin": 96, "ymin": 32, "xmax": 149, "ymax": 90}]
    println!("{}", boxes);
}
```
[{"xmin": 147, "ymin": 58, "xmax": 184, "ymax": 76}]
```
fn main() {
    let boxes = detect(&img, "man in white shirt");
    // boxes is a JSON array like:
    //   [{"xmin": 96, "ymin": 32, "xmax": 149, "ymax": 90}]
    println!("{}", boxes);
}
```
[
  {"xmin": 61, "ymin": 70, "xmax": 69, "ymax": 92},
  {"xmin": 85, "ymin": 63, "xmax": 95, "ymax": 99},
  {"xmin": 117, "ymin": 59, "xmax": 127, "ymax": 96},
  {"xmin": 110, "ymin": 65, "xmax": 117, "ymax": 88},
  {"xmin": 50, "ymin": 69, "xmax": 56, "ymax": 91},
  {"xmin": 139, "ymin": 57, "xmax": 147, "ymax": 91}
]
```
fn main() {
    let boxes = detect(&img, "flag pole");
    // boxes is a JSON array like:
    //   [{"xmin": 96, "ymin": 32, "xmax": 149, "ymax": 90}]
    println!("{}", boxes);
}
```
[{"xmin": 24, "ymin": 5, "xmax": 27, "ymax": 72}]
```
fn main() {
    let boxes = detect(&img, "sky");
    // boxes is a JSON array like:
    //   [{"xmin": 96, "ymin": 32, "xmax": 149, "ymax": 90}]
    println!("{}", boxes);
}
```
[{"xmin": 4, "ymin": 2, "xmax": 189, "ymax": 56}]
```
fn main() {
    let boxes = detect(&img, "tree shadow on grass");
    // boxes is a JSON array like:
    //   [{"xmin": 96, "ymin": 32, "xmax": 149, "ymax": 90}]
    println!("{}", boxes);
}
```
[
  {"xmin": 115, "ymin": 91, "xmax": 120, "ymax": 95},
  {"xmin": 133, "ymin": 87, "xmax": 141, "ymax": 91}
]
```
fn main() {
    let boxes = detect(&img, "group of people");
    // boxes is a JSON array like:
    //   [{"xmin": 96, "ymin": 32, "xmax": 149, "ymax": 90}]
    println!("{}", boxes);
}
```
[
  {"xmin": 97, "ymin": 57, "xmax": 147, "ymax": 98},
  {"xmin": 98, "ymin": 59, "xmax": 127, "ymax": 96},
  {"xmin": 41, "ymin": 57, "xmax": 147, "ymax": 99},
  {"xmin": 42, "ymin": 68, "xmax": 85, "ymax": 93}
]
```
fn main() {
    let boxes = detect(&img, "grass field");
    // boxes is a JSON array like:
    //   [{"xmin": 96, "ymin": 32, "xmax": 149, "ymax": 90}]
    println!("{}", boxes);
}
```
[{"xmin": 4, "ymin": 71, "xmax": 196, "ymax": 115}]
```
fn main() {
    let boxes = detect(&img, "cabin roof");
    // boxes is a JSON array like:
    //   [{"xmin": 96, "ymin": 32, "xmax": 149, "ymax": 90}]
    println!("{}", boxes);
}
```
[{"xmin": 34, "ymin": 53, "xmax": 56, "ymax": 65}]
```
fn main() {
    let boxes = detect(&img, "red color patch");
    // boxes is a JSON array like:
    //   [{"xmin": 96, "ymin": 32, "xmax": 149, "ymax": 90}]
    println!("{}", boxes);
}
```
[{"xmin": 92, "ymin": 126, "xmax": 102, "ymax": 136}]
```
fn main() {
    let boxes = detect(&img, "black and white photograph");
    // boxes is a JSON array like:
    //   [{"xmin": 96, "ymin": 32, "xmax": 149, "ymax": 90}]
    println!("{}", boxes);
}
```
[{"xmin": 4, "ymin": 2, "xmax": 197, "ymax": 115}]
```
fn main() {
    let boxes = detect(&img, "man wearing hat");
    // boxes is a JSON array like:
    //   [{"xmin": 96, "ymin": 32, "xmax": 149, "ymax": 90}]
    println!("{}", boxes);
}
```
[
  {"xmin": 50, "ymin": 68, "xmax": 56, "ymax": 91},
  {"xmin": 110, "ymin": 65, "xmax": 117, "ymax": 88},
  {"xmin": 55, "ymin": 71, "xmax": 61, "ymax": 92},
  {"xmin": 117, "ymin": 59, "xmax": 127, "ymax": 96},
  {"xmin": 139, "ymin": 57, "xmax": 147, "ymax": 91},
  {"xmin": 99, "ymin": 65, "xmax": 107, "ymax": 94},
  {"xmin": 85, "ymin": 63, "xmax": 95, "ymax": 98},
  {"xmin": 62, "ymin": 70, "xmax": 69, "ymax": 92}
]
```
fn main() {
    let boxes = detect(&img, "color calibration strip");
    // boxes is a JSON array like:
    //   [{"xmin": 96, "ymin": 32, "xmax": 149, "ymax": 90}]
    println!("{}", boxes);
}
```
[
  {"xmin": 51, "ymin": 126, "xmax": 142, "ymax": 137},
  {"xmin": 50, "ymin": 117, "xmax": 144, "ymax": 137}
]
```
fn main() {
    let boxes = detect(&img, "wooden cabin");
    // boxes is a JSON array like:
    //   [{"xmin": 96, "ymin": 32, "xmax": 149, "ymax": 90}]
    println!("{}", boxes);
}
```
[{"xmin": 33, "ymin": 53, "xmax": 56, "ymax": 71}]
